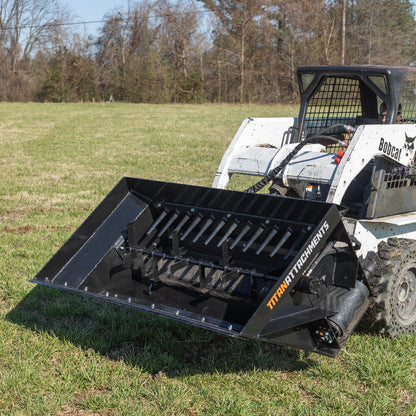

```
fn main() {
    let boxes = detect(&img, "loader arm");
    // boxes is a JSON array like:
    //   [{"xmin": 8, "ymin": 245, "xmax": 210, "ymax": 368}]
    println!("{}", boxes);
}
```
[{"xmin": 213, "ymin": 117, "xmax": 297, "ymax": 188}]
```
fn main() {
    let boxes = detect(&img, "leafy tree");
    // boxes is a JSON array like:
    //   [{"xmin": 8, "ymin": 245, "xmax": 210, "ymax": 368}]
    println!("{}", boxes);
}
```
[
  {"xmin": 0, "ymin": 0, "xmax": 66, "ymax": 100},
  {"xmin": 1, "ymin": 0, "xmax": 416, "ymax": 103},
  {"xmin": 198, "ymin": 0, "xmax": 266, "ymax": 102},
  {"xmin": 346, "ymin": 0, "xmax": 416, "ymax": 65}
]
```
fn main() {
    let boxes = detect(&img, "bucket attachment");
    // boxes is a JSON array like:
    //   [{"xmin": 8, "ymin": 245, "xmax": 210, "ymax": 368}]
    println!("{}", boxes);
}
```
[{"xmin": 32, "ymin": 177, "xmax": 370, "ymax": 356}]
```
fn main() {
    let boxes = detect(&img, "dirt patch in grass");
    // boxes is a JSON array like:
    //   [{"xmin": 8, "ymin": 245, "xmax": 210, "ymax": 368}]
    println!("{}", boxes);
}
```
[
  {"xmin": 0, "ymin": 210, "xmax": 27, "ymax": 221},
  {"xmin": 398, "ymin": 389, "xmax": 415, "ymax": 407},
  {"xmin": 1, "ymin": 225, "xmax": 36, "ymax": 234},
  {"xmin": 55, "ymin": 389, "xmax": 111, "ymax": 416},
  {"xmin": 1, "ymin": 224, "xmax": 74, "ymax": 234},
  {"xmin": 55, "ymin": 406, "xmax": 107, "ymax": 416}
]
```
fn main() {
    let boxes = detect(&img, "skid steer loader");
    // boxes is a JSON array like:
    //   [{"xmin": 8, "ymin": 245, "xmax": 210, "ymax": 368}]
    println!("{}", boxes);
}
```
[{"xmin": 32, "ymin": 66, "xmax": 416, "ymax": 356}]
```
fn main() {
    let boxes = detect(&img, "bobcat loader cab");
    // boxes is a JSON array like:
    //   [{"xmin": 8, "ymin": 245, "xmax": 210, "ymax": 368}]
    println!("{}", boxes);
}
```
[
  {"xmin": 32, "ymin": 66, "xmax": 416, "ymax": 356},
  {"xmin": 215, "ymin": 66, "xmax": 416, "ymax": 250}
]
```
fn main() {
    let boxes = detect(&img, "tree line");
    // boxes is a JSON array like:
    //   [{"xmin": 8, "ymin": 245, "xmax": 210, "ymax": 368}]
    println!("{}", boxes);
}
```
[{"xmin": 0, "ymin": 0, "xmax": 415, "ymax": 104}]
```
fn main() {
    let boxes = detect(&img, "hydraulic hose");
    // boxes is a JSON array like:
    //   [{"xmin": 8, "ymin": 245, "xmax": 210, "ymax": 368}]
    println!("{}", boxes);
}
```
[{"xmin": 244, "ymin": 124, "xmax": 350, "ymax": 194}]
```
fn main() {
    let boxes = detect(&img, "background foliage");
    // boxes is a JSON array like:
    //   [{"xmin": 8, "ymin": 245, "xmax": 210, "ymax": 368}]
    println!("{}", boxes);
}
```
[{"xmin": 0, "ymin": 0, "xmax": 415, "ymax": 103}]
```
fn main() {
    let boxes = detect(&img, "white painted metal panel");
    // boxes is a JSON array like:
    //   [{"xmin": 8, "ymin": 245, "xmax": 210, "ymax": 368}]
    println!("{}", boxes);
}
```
[{"xmin": 213, "ymin": 117, "xmax": 297, "ymax": 188}]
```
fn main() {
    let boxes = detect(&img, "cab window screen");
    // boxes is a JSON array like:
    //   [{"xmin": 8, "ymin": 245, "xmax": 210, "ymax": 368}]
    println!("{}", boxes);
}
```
[{"xmin": 305, "ymin": 76, "xmax": 363, "ymax": 137}]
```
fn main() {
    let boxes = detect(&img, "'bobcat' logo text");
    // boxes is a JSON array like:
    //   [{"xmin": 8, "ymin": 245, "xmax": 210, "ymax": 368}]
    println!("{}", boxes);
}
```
[{"xmin": 379, "ymin": 137, "xmax": 402, "ymax": 162}]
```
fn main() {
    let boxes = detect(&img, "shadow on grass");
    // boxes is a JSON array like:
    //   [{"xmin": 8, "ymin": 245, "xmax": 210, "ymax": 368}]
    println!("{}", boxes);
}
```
[{"xmin": 7, "ymin": 285, "xmax": 318, "ymax": 375}]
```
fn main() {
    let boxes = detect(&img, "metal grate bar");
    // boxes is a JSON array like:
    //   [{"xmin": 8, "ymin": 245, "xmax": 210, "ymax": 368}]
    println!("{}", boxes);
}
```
[{"xmin": 305, "ymin": 76, "xmax": 362, "ymax": 144}]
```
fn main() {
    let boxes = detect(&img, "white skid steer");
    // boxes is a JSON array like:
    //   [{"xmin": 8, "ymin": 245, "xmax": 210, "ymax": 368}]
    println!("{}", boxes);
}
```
[{"xmin": 32, "ymin": 66, "xmax": 416, "ymax": 355}]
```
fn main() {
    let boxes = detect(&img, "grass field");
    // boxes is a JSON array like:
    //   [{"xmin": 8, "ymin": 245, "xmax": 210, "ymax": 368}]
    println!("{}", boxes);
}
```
[{"xmin": 0, "ymin": 102, "xmax": 415, "ymax": 416}]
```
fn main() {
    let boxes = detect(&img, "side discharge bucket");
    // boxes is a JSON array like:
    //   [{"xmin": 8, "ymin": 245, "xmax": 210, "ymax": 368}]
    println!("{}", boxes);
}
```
[{"xmin": 32, "ymin": 177, "xmax": 370, "ymax": 356}]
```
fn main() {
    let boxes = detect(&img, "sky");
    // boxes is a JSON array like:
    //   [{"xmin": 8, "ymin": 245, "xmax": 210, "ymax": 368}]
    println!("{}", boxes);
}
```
[
  {"xmin": 66, "ymin": 0, "xmax": 128, "ymax": 21},
  {"xmin": 66, "ymin": 0, "xmax": 416, "ymax": 37},
  {"xmin": 64, "ymin": 0, "xmax": 130, "ymax": 36},
  {"xmin": 65, "ymin": 0, "xmax": 211, "ymax": 39}
]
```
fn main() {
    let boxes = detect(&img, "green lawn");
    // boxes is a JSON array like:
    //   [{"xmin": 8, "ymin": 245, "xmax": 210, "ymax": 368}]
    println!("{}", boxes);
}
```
[{"xmin": 0, "ymin": 103, "xmax": 415, "ymax": 415}]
